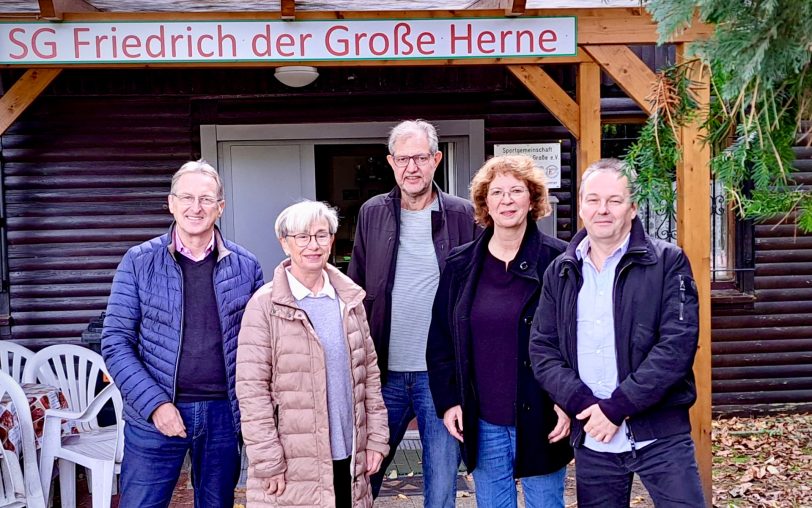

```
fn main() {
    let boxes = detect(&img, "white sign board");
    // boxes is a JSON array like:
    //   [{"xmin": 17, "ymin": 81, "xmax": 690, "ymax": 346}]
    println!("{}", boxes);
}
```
[
  {"xmin": 0, "ymin": 17, "xmax": 576, "ymax": 65},
  {"xmin": 494, "ymin": 143, "xmax": 561, "ymax": 189}
]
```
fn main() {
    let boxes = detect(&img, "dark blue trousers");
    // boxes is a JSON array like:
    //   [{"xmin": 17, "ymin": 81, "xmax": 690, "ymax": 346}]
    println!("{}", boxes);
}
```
[
  {"xmin": 119, "ymin": 400, "xmax": 240, "ymax": 508},
  {"xmin": 574, "ymin": 433, "xmax": 705, "ymax": 507}
]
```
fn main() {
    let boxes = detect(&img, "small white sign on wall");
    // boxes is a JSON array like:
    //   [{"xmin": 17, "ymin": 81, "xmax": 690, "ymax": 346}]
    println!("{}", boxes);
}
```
[{"xmin": 494, "ymin": 143, "xmax": 561, "ymax": 189}]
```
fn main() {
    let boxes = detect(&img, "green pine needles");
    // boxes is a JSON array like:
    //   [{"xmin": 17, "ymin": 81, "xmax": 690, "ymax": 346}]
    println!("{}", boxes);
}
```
[{"xmin": 627, "ymin": 0, "xmax": 812, "ymax": 232}]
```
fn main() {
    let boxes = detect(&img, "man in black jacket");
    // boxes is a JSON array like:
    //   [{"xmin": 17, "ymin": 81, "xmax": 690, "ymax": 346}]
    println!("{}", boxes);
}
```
[
  {"xmin": 529, "ymin": 158, "xmax": 705, "ymax": 507},
  {"xmin": 347, "ymin": 120, "xmax": 477, "ymax": 506}
]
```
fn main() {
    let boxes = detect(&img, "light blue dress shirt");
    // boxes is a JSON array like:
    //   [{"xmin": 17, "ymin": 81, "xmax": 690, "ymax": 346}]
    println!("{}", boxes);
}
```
[{"xmin": 576, "ymin": 234, "xmax": 654, "ymax": 453}]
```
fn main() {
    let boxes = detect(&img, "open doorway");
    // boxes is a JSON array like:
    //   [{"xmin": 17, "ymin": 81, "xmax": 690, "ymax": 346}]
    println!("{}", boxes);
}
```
[{"xmin": 314, "ymin": 143, "xmax": 449, "ymax": 272}]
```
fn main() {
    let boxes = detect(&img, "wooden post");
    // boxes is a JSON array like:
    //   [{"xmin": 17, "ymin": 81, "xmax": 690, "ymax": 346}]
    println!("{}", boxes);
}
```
[
  {"xmin": 0, "ymin": 69, "xmax": 62, "ymax": 136},
  {"xmin": 576, "ymin": 60, "xmax": 601, "ymax": 184},
  {"xmin": 675, "ymin": 44, "xmax": 712, "ymax": 506}
]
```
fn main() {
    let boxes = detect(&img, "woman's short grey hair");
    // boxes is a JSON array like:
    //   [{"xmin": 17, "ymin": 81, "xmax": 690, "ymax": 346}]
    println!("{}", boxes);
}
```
[
  {"xmin": 275, "ymin": 201, "xmax": 340, "ymax": 238},
  {"xmin": 388, "ymin": 119, "xmax": 439, "ymax": 154},
  {"xmin": 579, "ymin": 158, "xmax": 638, "ymax": 198},
  {"xmin": 170, "ymin": 159, "xmax": 224, "ymax": 200}
]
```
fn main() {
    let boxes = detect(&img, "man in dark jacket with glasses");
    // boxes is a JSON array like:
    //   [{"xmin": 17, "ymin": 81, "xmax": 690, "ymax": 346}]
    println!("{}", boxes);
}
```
[{"xmin": 348, "ymin": 120, "xmax": 477, "ymax": 507}]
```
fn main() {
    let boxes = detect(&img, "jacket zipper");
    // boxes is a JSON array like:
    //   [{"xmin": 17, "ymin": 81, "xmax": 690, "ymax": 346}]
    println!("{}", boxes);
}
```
[
  {"xmin": 679, "ymin": 274, "xmax": 686, "ymax": 321},
  {"xmin": 171, "ymin": 260, "xmax": 185, "ymax": 402},
  {"xmin": 626, "ymin": 424, "xmax": 638, "ymax": 458}
]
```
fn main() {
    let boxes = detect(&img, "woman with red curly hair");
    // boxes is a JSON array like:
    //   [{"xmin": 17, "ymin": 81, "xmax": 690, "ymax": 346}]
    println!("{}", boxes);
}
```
[{"xmin": 427, "ymin": 155, "xmax": 573, "ymax": 507}]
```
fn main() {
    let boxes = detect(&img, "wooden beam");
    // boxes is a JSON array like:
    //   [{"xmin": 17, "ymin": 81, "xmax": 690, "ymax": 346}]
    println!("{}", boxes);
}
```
[
  {"xmin": 38, "ymin": 0, "xmax": 98, "ymax": 20},
  {"xmin": 508, "ymin": 64, "xmax": 580, "ymax": 139},
  {"xmin": 675, "ymin": 44, "xmax": 712, "ymax": 507},
  {"xmin": 508, "ymin": 0, "xmax": 527, "ymax": 16},
  {"xmin": 577, "ymin": 60, "xmax": 601, "ymax": 183},
  {"xmin": 0, "ymin": 68, "xmax": 61, "ymax": 136},
  {"xmin": 583, "ymin": 45, "xmax": 656, "ymax": 116},
  {"xmin": 281, "ymin": 0, "xmax": 295, "ymax": 21}
]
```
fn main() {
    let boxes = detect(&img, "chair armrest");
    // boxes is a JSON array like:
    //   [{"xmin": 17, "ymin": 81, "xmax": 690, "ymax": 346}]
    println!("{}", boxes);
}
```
[{"xmin": 44, "ymin": 383, "xmax": 119, "ymax": 424}]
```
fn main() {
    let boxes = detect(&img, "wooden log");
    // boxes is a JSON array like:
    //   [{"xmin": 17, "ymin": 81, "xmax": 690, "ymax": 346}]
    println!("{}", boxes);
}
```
[
  {"xmin": 712, "ymin": 389, "xmax": 812, "ymax": 405},
  {"xmin": 711, "ymin": 313, "xmax": 812, "ymax": 329},
  {"xmin": 713, "ymin": 364, "xmax": 812, "ymax": 380},
  {"xmin": 9, "ymin": 256, "xmax": 123, "ymax": 271},
  {"xmin": 10, "ymin": 283, "xmax": 112, "ymax": 298},
  {"xmin": 755, "ymin": 262, "xmax": 812, "ymax": 276},
  {"xmin": 756, "ymin": 237, "xmax": 812, "ymax": 249},
  {"xmin": 712, "ymin": 351, "xmax": 812, "ymax": 367},
  {"xmin": 12, "ymin": 297, "xmax": 110, "ymax": 312},
  {"xmin": 713, "ymin": 377, "xmax": 812, "ymax": 392},
  {"xmin": 754, "ymin": 288, "xmax": 812, "ymax": 302},
  {"xmin": 8, "ymin": 242, "xmax": 136, "ymax": 258},
  {"xmin": 713, "ymin": 326, "xmax": 812, "ymax": 342},
  {"xmin": 7, "ymin": 215, "xmax": 171, "ymax": 230},
  {"xmin": 752, "ymin": 301, "xmax": 812, "ymax": 314},
  {"xmin": 7, "ymin": 228, "xmax": 166, "ymax": 244},
  {"xmin": 12, "ymin": 310, "xmax": 101, "ymax": 326},
  {"xmin": 712, "ymin": 339, "xmax": 812, "ymax": 355},
  {"xmin": 10, "ymin": 269, "xmax": 116, "ymax": 284},
  {"xmin": 756, "ymin": 251, "xmax": 812, "ymax": 263},
  {"xmin": 713, "ymin": 402, "xmax": 812, "ymax": 417},
  {"xmin": 755, "ymin": 276, "xmax": 812, "ymax": 290}
]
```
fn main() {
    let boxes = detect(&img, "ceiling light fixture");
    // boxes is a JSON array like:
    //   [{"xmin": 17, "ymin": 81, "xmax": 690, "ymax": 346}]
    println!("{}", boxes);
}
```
[{"xmin": 274, "ymin": 66, "xmax": 319, "ymax": 87}]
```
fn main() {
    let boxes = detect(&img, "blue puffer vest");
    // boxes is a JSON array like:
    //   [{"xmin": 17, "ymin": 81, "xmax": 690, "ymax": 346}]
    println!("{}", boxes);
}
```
[{"xmin": 102, "ymin": 226, "xmax": 264, "ymax": 432}]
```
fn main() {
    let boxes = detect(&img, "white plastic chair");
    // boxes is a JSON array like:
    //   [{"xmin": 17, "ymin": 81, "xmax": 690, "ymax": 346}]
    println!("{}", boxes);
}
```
[
  {"xmin": 22, "ymin": 345, "xmax": 123, "ymax": 508},
  {"xmin": 0, "ymin": 370, "xmax": 46, "ymax": 507},
  {"xmin": 0, "ymin": 343, "xmax": 34, "ymax": 385}
]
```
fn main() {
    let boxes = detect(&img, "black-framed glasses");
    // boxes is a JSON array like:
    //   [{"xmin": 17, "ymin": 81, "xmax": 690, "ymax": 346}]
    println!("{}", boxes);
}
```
[
  {"xmin": 171, "ymin": 193, "xmax": 221, "ymax": 208},
  {"xmin": 391, "ymin": 153, "xmax": 434, "ymax": 168},
  {"xmin": 287, "ymin": 232, "xmax": 332, "ymax": 247}
]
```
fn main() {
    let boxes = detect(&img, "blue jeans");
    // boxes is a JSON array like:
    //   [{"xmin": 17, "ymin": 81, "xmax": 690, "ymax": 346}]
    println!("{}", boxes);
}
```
[
  {"xmin": 473, "ymin": 419, "xmax": 566, "ymax": 508},
  {"xmin": 574, "ymin": 433, "xmax": 705, "ymax": 507},
  {"xmin": 370, "ymin": 371, "xmax": 460, "ymax": 508},
  {"xmin": 119, "ymin": 400, "xmax": 240, "ymax": 508}
]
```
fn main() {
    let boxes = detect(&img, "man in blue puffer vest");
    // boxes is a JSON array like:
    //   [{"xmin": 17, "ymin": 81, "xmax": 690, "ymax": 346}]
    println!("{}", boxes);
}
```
[{"xmin": 102, "ymin": 160, "xmax": 264, "ymax": 508}]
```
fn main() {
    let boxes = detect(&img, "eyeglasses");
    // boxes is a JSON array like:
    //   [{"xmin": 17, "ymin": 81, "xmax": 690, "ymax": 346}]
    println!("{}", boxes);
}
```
[
  {"xmin": 286, "ymin": 232, "xmax": 332, "ymax": 247},
  {"xmin": 488, "ymin": 187, "xmax": 529, "ymax": 201},
  {"xmin": 391, "ymin": 153, "xmax": 434, "ymax": 168},
  {"xmin": 171, "ymin": 193, "xmax": 221, "ymax": 208}
]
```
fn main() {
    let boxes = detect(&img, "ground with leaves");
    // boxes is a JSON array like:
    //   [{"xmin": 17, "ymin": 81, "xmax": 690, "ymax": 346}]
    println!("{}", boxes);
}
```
[{"xmin": 713, "ymin": 413, "xmax": 812, "ymax": 507}]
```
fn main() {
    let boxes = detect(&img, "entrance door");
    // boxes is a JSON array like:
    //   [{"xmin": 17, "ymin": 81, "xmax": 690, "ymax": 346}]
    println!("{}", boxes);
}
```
[{"xmin": 219, "ymin": 142, "xmax": 316, "ymax": 277}]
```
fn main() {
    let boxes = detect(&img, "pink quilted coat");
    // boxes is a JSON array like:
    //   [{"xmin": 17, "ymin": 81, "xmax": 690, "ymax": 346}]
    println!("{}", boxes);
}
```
[{"xmin": 236, "ymin": 260, "xmax": 389, "ymax": 507}]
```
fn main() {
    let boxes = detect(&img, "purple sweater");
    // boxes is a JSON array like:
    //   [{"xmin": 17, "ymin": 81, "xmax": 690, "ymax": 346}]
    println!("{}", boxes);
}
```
[{"xmin": 470, "ymin": 250, "xmax": 534, "ymax": 426}]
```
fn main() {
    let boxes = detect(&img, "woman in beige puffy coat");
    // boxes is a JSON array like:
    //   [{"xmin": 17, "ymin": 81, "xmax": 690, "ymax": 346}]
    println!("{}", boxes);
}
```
[{"xmin": 236, "ymin": 201, "xmax": 389, "ymax": 508}]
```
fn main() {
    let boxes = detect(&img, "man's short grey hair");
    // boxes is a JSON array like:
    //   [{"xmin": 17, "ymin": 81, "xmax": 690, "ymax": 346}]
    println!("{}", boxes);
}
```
[
  {"xmin": 388, "ymin": 119, "xmax": 439, "ymax": 155},
  {"xmin": 170, "ymin": 159, "xmax": 224, "ymax": 200},
  {"xmin": 275, "ymin": 200, "xmax": 340, "ymax": 238},
  {"xmin": 579, "ymin": 158, "xmax": 638, "ymax": 198}
]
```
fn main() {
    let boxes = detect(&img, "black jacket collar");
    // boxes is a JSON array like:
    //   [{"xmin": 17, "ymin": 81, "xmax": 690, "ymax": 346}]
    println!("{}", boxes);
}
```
[{"xmin": 450, "ymin": 221, "xmax": 545, "ymax": 282}]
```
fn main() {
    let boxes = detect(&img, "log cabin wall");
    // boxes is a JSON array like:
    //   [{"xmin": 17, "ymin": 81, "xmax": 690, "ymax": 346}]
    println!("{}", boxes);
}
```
[
  {"xmin": 0, "ymin": 65, "xmax": 578, "ymax": 347},
  {"xmin": 711, "ymin": 137, "xmax": 812, "ymax": 415}
]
